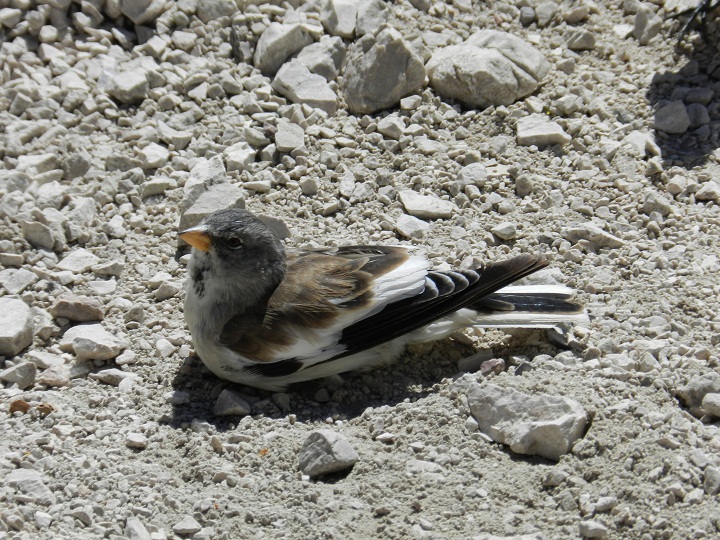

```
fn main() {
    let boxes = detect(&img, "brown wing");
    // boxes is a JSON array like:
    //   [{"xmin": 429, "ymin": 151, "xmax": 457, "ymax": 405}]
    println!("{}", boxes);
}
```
[{"xmin": 218, "ymin": 246, "xmax": 411, "ymax": 362}]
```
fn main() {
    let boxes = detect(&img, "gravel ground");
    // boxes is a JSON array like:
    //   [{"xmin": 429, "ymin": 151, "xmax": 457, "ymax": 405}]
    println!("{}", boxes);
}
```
[{"xmin": 2, "ymin": 1, "xmax": 720, "ymax": 539}]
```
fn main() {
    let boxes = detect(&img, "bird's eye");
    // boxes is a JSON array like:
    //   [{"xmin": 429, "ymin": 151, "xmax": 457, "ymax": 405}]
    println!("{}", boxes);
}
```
[{"xmin": 227, "ymin": 237, "xmax": 244, "ymax": 249}]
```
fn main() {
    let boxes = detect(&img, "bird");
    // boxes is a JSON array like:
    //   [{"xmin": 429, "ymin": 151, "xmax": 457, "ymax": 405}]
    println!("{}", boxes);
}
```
[{"xmin": 179, "ymin": 208, "xmax": 588, "ymax": 391}]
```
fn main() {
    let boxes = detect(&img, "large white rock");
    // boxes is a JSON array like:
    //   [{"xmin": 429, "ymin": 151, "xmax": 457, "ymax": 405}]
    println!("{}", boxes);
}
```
[
  {"xmin": 341, "ymin": 27, "xmax": 425, "ymax": 114},
  {"xmin": 4, "ymin": 469, "xmax": 56, "ymax": 506},
  {"xmin": 272, "ymin": 59, "xmax": 338, "ymax": 115},
  {"xmin": 466, "ymin": 383, "xmax": 589, "ymax": 461},
  {"xmin": 254, "ymin": 23, "xmax": 315, "ymax": 76},
  {"xmin": 295, "ymin": 35, "xmax": 346, "ymax": 81},
  {"xmin": 298, "ymin": 430, "xmax": 359, "ymax": 477},
  {"xmin": 0, "ymin": 298, "xmax": 33, "ymax": 356},
  {"xmin": 56, "ymin": 248, "xmax": 100, "ymax": 273},
  {"xmin": 427, "ymin": 30, "xmax": 550, "ymax": 108}
]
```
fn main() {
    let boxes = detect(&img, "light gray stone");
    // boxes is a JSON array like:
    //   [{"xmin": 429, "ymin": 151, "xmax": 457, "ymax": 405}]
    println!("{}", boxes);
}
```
[
  {"xmin": 0, "ymin": 361, "xmax": 36, "ymax": 389},
  {"xmin": 90, "ymin": 368, "xmax": 137, "ymax": 386},
  {"xmin": 119, "ymin": 0, "xmax": 169, "ymax": 25},
  {"xmin": 427, "ymin": 30, "xmax": 550, "ymax": 108},
  {"xmin": 214, "ymin": 389, "xmax": 252, "ymax": 416},
  {"xmin": 296, "ymin": 35, "xmax": 346, "ymax": 81},
  {"xmin": 60, "ymin": 323, "xmax": 126, "ymax": 361},
  {"xmin": 254, "ymin": 23, "xmax": 315, "ymax": 76},
  {"xmin": 180, "ymin": 183, "xmax": 246, "ymax": 233},
  {"xmin": 704, "ymin": 466, "xmax": 720, "ymax": 495},
  {"xmin": 654, "ymin": 101, "xmax": 690, "ymax": 134},
  {"xmin": 56, "ymin": 248, "xmax": 100, "ymax": 273},
  {"xmin": 466, "ymin": 383, "xmax": 589, "ymax": 461},
  {"xmin": 377, "ymin": 116, "xmax": 405, "ymax": 140},
  {"xmin": 399, "ymin": 190, "xmax": 455, "ymax": 220},
  {"xmin": 0, "ymin": 268, "xmax": 38, "ymax": 295},
  {"xmin": 141, "ymin": 176, "xmax": 178, "ymax": 198},
  {"xmin": 109, "ymin": 70, "xmax": 149, "ymax": 104},
  {"xmin": 139, "ymin": 142, "xmax": 169, "ymax": 169},
  {"xmin": 320, "ymin": 0, "xmax": 358, "ymax": 38},
  {"xmin": 4, "ymin": 469, "xmax": 56, "ymax": 506},
  {"xmin": 634, "ymin": 7, "xmax": 662, "ymax": 45},
  {"xmin": 642, "ymin": 191, "xmax": 673, "ymax": 216},
  {"xmin": 157, "ymin": 121, "xmax": 193, "ymax": 150},
  {"xmin": 564, "ymin": 28, "xmax": 596, "ymax": 50},
  {"xmin": 125, "ymin": 516, "xmax": 152, "ymax": 540},
  {"xmin": 491, "ymin": 222, "xmax": 517, "ymax": 241},
  {"xmin": 0, "ymin": 298, "xmax": 33, "ymax": 357},
  {"xmin": 173, "ymin": 515, "xmax": 202, "ymax": 535},
  {"xmin": 342, "ymin": 27, "xmax": 425, "ymax": 114},
  {"xmin": 517, "ymin": 114, "xmax": 572, "ymax": 147},
  {"xmin": 197, "ymin": 0, "xmax": 236, "ymax": 23},
  {"xmin": 701, "ymin": 393, "xmax": 720, "ymax": 418},
  {"xmin": 275, "ymin": 121, "xmax": 305, "ymax": 153},
  {"xmin": 272, "ymin": 59, "xmax": 338, "ymax": 115},
  {"xmin": 578, "ymin": 520, "xmax": 609, "ymax": 538},
  {"xmin": 695, "ymin": 181, "xmax": 720, "ymax": 202},
  {"xmin": 298, "ymin": 429, "xmax": 359, "ymax": 477},
  {"xmin": 562, "ymin": 223, "xmax": 624, "ymax": 249},
  {"xmin": 356, "ymin": 0, "xmax": 388, "ymax": 36},
  {"xmin": 224, "ymin": 142, "xmax": 256, "ymax": 172}
]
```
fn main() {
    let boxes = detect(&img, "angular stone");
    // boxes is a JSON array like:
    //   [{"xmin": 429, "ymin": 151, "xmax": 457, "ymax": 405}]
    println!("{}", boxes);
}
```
[
  {"xmin": 197, "ymin": 0, "xmax": 236, "ymax": 23},
  {"xmin": 56, "ymin": 248, "xmax": 100, "ymax": 273},
  {"xmin": 125, "ymin": 516, "xmax": 152, "ymax": 540},
  {"xmin": 173, "ymin": 515, "xmax": 202, "ymax": 535},
  {"xmin": 517, "ymin": 114, "xmax": 572, "ymax": 147},
  {"xmin": 654, "ymin": 101, "xmax": 690, "ymax": 134},
  {"xmin": 0, "ymin": 298, "xmax": 33, "ymax": 357},
  {"xmin": 224, "ymin": 142, "xmax": 256, "ymax": 172},
  {"xmin": 466, "ymin": 383, "xmax": 589, "ymax": 461},
  {"xmin": 213, "ymin": 389, "xmax": 252, "ymax": 416},
  {"xmin": 342, "ymin": 27, "xmax": 425, "ymax": 114},
  {"xmin": 139, "ymin": 142, "xmax": 169, "ymax": 169},
  {"xmin": 181, "ymin": 155, "xmax": 228, "ymax": 214},
  {"xmin": 4, "ymin": 469, "xmax": 56, "ymax": 506},
  {"xmin": 562, "ymin": 223, "xmax": 624, "ymax": 249},
  {"xmin": 298, "ymin": 429, "xmax": 359, "ymax": 477},
  {"xmin": 695, "ymin": 181, "xmax": 720, "ymax": 202},
  {"xmin": 634, "ymin": 6, "xmax": 662, "ymax": 45},
  {"xmin": 0, "ymin": 361, "xmax": 36, "ymax": 389},
  {"xmin": 377, "ymin": 116, "xmax": 405, "ymax": 140},
  {"xmin": 119, "ymin": 0, "xmax": 169, "ymax": 25},
  {"xmin": 399, "ymin": 190, "xmax": 455, "ymax": 219},
  {"xmin": 491, "ymin": 222, "xmax": 517, "ymax": 241},
  {"xmin": 90, "ymin": 368, "xmax": 137, "ymax": 386},
  {"xmin": 109, "ymin": 70, "xmax": 149, "ymax": 104},
  {"xmin": 50, "ymin": 295, "xmax": 104, "ymax": 322},
  {"xmin": 0, "ymin": 268, "xmax": 38, "ymax": 295},
  {"xmin": 59, "ymin": 323, "xmax": 126, "ymax": 361},
  {"xmin": 275, "ymin": 121, "xmax": 305, "ymax": 153},
  {"xmin": 356, "ymin": 0, "xmax": 388, "ymax": 36},
  {"xmin": 180, "ymin": 183, "xmax": 246, "ymax": 233},
  {"xmin": 295, "ymin": 35, "xmax": 346, "ymax": 81},
  {"xmin": 701, "ymin": 393, "xmax": 720, "ymax": 418},
  {"xmin": 320, "ymin": 0, "xmax": 358, "ymax": 38},
  {"xmin": 254, "ymin": 23, "xmax": 315, "ymax": 76},
  {"xmin": 428, "ymin": 30, "xmax": 550, "ymax": 108},
  {"xmin": 564, "ymin": 28, "xmax": 596, "ymax": 50},
  {"xmin": 272, "ymin": 59, "xmax": 338, "ymax": 115}
]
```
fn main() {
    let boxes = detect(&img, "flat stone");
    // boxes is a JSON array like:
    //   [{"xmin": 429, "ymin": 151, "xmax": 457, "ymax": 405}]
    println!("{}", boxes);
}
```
[
  {"xmin": 173, "ymin": 515, "xmax": 202, "ymax": 535},
  {"xmin": 59, "ymin": 323, "xmax": 126, "ymax": 361},
  {"xmin": 298, "ymin": 429, "xmax": 359, "ymax": 477},
  {"xmin": 399, "ymin": 190, "xmax": 455, "ymax": 219},
  {"xmin": 56, "ymin": 248, "xmax": 100, "ymax": 273},
  {"xmin": 0, "ymin": 268, "xmax": 38, "ymax": 294},
  {"xmin": 579, "ymin": 519, "xmax": 609, "ymax": 538},
  {"xmin": 562, "ymin": 223, "xmax": 624, "ymax": 249},
  {"xmin": 0, "ymin": 298, "xmax": 33, "ymax": 357},
  {"xmin": 517, "ymin": 114, "xmax": 572, "ymax": 147},
  {"xmin": 49, "ymin": 295, "xmax": 104, "ymax": 322},
  {"xmin": 141, "ymin": 176, "xmax": 178, "ymax": 198},
  {"xmin": 180, "ymin": 183, "xmax": 246, "ymax": 233},
  {"xmin": 491, "ymin": 222, "xmax": 517, "ymax": 241},
  {"xmin": 90, "ymin": 368, "xmax": 137, "ymax": 386},
  {"xmin": 466, "ymin": 382, "xmax": 589, "ymax": 461}
]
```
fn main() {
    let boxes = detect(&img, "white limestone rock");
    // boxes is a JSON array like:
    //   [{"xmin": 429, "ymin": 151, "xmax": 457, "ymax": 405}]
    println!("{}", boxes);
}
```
[
  {"xmin": 428, "ymin": 30, "xmax": 550, "ymax": 108},
  {"xmin": 466, "ymin": 383, "xmax": 589, "ymax": 461}
]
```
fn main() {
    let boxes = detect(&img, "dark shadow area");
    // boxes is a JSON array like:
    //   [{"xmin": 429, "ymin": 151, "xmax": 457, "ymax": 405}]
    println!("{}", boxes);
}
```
[
  {"xmin": 162, "ymin": 329, "xmax": 579, "ymax": 432},
  {"xmin": 647, "ymin": 10, "xmax": 720, "ymax": 168}
]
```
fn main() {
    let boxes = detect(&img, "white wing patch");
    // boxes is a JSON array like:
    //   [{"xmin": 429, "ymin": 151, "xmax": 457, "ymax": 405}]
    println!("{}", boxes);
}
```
[{"xmin": 269, "ymin": 255, "xmax": 431, "ymax": 366}]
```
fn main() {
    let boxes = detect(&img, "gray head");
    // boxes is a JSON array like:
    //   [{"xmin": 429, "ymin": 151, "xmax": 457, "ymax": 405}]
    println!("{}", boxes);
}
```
[{"xmin": 180, "ymin": 209, "xmax": 286, "ymax": 302}]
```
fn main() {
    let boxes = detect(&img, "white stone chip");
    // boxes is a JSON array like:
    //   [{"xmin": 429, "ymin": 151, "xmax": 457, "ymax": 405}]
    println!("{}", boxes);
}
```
[
  {"xmin": 0, "ymin": 298, "xmax": 33, "ymax": 357},
  {"xmin": 517, "ymin": 114, "xmax": 572, "ymax": 147},
  {"xmin": 399, "ymin": 190, "xmax": 455, "ymax": 219}
]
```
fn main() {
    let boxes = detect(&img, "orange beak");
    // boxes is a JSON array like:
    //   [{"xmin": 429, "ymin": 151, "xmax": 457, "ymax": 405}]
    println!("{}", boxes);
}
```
[{"xmin": 180, "ymin": 227, "xmax": 211, "ymax": 252}]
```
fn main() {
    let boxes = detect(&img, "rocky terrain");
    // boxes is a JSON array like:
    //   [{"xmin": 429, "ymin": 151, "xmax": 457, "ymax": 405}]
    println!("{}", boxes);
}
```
[{"xmin": 1, "ymin": 0, "xmax": 720, "ymax": 538}]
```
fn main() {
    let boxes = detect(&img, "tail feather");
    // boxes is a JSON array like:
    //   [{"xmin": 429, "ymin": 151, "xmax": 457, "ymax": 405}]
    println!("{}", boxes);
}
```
[{"xmin": 470, "ymin": 285, "xmax": 588, "ymax": 328}]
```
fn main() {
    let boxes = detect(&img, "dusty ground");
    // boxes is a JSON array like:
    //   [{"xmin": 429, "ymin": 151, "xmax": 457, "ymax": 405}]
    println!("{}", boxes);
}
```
[{"xmin": 1, "ymin": 1, "xmax": 720, "ymax": 539}]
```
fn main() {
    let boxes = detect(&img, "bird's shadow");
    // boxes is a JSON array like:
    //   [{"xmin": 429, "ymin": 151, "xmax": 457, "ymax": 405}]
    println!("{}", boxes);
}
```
[
  {"xmin": 160, "ymin": 330, "xmax": 577, "ymax": 432},
  {"xmin": 646, "ymin": 15, "xmax": 720, "ymax": 168}
]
